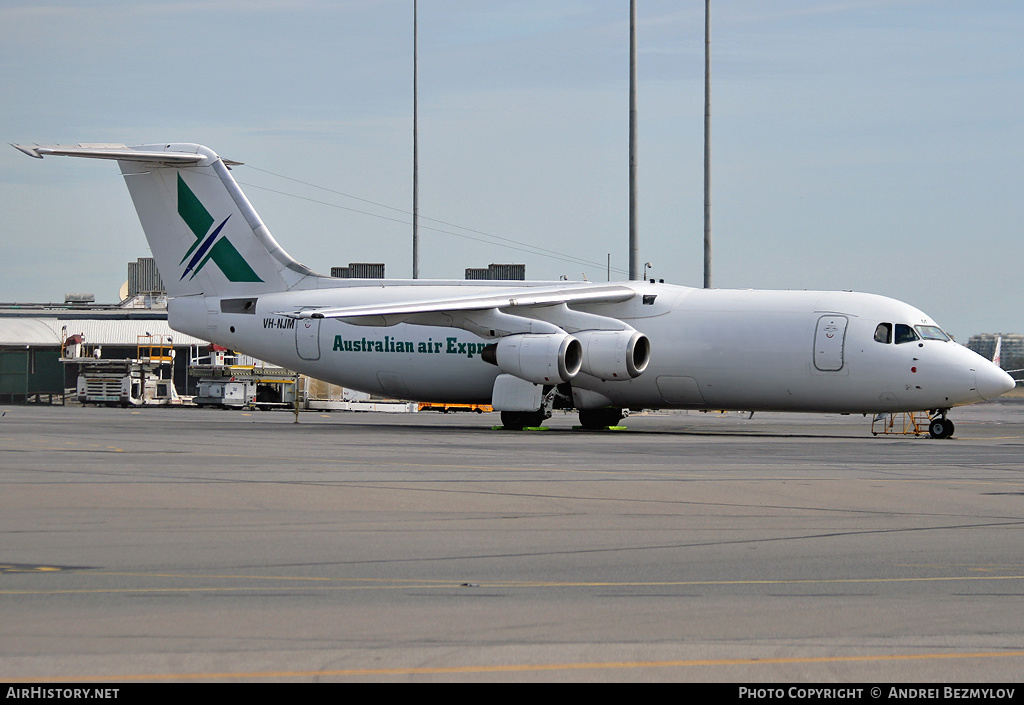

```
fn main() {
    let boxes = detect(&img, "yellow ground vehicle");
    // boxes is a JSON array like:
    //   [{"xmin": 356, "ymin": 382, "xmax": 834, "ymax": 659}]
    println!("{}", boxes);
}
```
[{"xmin": 418, "ymin": 402, "xmax": 493, "ymax": 414}]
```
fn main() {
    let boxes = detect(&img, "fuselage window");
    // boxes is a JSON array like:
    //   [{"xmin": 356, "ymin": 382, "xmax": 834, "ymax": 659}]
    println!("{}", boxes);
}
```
[
  {"xmin": 915, "ymin": 325, "xmax": 949, "ymax": 342},
  {"xmin": 894, "ymin": 324, "xmax": 920, "ymax": 344},
  {"xmin": 874, "ymin": 322, "xmax": 892, "ymax": 344}
]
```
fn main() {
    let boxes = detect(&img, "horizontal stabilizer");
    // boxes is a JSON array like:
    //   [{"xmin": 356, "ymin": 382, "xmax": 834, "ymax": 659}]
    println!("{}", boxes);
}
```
[{"xmin": 12, "ymin": 143, "xmax": 213, "ymax": 165}]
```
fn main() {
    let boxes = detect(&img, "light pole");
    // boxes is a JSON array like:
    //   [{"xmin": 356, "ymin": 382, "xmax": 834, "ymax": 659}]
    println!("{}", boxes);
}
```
[
  {"xmin": 703, "ymin": 0, "xmax": 712, "ymax": 289},
  {"xmin": 412, "ymin": 0, "xmax": 420, "ymax": 279},
  {"xmin": 628, "ymin": 0, "xmax": 639, "ymax": 281}
]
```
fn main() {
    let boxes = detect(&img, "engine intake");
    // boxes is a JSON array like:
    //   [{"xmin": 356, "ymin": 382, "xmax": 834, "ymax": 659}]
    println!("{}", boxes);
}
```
[
  {"xmin": 481, "ymin": 333, "xmax": 582, "ymax": 384},
  {"xmin": 575, "ymin": 329, "xmax": 650, "ymax": 380}
]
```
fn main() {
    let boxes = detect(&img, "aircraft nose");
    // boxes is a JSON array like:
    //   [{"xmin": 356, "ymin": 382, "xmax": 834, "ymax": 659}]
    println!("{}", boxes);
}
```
[{"xmin": 976, "ymin": 363, "xmax": 1016, "ymax": 401}]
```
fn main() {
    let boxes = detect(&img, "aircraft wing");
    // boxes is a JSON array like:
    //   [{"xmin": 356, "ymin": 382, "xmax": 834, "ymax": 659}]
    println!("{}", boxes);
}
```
[
  {"xmin": 284, "ymin": 284, "xmax": 635, "ymax": 320},
  {"xmin": 277, "ymin": 283, "xmax": 640, "ymax": 336}
]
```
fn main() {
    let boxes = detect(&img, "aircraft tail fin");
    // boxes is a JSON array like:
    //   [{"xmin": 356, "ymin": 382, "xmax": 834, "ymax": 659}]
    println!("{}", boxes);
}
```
[{"xmin": 14, "ymin": 143, "xmax": 319, "ymax": 298}]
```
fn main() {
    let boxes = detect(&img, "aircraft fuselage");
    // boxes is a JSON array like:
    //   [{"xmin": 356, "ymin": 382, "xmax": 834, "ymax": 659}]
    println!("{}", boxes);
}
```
[{"xmin": 170, "ymin": 281, "xmax": 1005, "ymax": 414}]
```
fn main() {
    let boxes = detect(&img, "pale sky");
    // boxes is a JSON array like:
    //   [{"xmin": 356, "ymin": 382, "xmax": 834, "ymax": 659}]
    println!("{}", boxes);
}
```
[{"xmin": 2, "ymin": 0, "xmax": 1021, "ymax": 339}]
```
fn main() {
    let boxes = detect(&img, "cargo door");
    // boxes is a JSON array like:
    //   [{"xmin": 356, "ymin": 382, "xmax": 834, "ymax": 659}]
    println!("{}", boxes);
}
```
[{"xmin": 814, "ymin": 315, "xmax": 848, "ymax": 371}]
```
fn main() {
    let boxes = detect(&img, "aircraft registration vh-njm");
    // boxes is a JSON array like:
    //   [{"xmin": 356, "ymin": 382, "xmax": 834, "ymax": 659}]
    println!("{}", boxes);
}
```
[{"xmin": 14, "ymin": 142, "xmax": 1015, "ymax": 437}]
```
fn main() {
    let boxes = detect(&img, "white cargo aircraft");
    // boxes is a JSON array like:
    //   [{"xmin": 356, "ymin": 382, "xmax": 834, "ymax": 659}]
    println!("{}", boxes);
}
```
[{"xmin": 14, "ymin": 142, "xmax": 1014, "ymax": 437}]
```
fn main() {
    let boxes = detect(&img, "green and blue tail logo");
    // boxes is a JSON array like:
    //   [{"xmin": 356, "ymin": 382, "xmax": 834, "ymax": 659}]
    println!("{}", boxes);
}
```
[{"xmin": 176, "ymin": 175, "xmax": 262, "ymax": 282}]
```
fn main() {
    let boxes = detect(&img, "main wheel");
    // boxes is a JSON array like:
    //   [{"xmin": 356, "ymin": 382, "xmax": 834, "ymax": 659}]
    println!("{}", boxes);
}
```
[
  {"xmin": 501, "ymin": 410, "xmax": 546, "ymax": 430},
  {"xmin": 578, "ymin": 407, "xmax": 624, "ymax": 430}
]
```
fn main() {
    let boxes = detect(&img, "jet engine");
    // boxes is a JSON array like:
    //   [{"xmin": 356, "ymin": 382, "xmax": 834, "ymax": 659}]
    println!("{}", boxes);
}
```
[
  {"xmin": 481, "ymin": 333, "xmax": 583, "ymax": 384},
  {"xmin": 574, "ymin": 329, "xmax": 651, "ymax": 380}
]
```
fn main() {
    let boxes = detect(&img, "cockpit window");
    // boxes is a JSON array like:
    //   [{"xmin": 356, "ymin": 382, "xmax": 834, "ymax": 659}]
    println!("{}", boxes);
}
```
[
  {"xmin": 915, "ymin": 325, "xmax": 949, "ymax": 342},
  {"xmin": 894, "ymin": 324, "xmax": 920, "ymax": 344},
  {"xmin": 874, "ymin": 323, "xmax": 892, "ymax": 344}
]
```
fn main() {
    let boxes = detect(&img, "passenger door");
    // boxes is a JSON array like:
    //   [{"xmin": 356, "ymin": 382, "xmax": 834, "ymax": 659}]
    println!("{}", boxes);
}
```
[{"xmin": 814, "ymin": 315, "xmax": 848, "ymax": 371}]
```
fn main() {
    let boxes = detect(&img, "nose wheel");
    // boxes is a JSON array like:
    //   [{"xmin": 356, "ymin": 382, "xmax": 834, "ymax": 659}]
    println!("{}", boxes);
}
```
[{"xmin": 928, "ymin": 414, "xmax": 955, "ymax": 439}]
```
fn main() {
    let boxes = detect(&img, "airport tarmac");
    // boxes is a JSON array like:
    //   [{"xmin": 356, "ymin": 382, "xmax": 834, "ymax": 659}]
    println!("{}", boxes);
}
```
[{"xmin": 2, "ymin": 401, "xmax": 1024, "ymax": 682}]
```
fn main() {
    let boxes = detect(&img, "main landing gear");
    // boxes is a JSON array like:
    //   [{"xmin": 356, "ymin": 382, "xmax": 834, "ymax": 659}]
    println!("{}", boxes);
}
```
[
  {"xmin": 499, "ymin": 385, "xmax": 566, "ymax": 429},
  {"xmin": 500, "ymin": 409, "xmax": 549, "ymax": 430},
  {"xmin": 498, "ymin": 384, "xmax": 627, "ymax": 431},
  {"xmin": 501, "ymin": 407, "xmax": 627, "ymax": 431},
  {"xmin": 928, "ymin": 410, "xmax": 955, "ymax": 439},
  {"xmin": 578, "ymin": 407, "xmax": 625, "ymax": 430}
]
